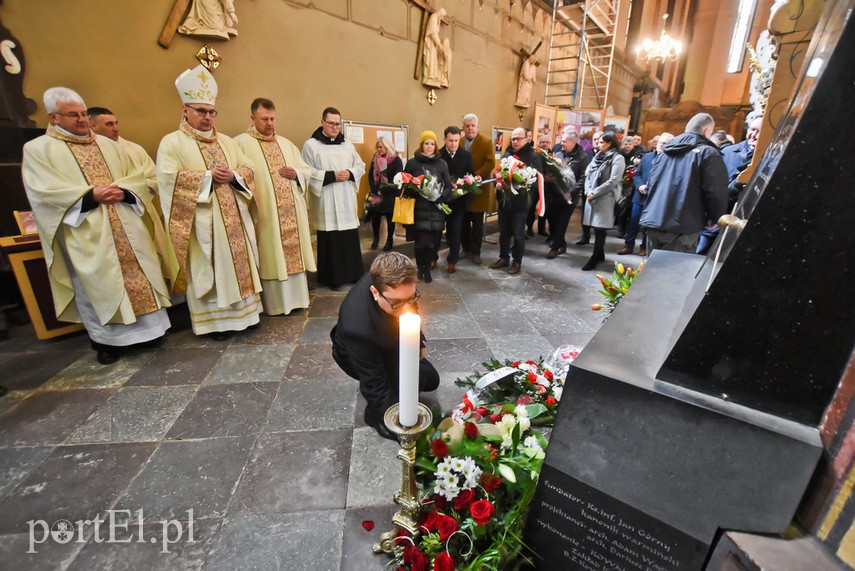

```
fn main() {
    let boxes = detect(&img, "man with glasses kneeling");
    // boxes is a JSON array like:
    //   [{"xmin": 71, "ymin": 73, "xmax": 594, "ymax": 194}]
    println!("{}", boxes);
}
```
[{"xmin": 331, "ymin": 252, "xmax": 440, "ymax": 441}]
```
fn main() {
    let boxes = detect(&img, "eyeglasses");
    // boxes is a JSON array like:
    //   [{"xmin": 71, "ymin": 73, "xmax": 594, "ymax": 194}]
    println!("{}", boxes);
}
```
[
  {"xmin": 323, "ymin": 120, "xmax": 342, "ymax": 128},
  {"xmin": 186, "ymin": 105, "xmax": 218, "ymax": 117},
  {"xmin": 52, "ymin": 111, "xmax": 88, "ymax": 119},
  {"xmin": 379, "ymin": 288, "xmax": 421, "ymax": 310}
]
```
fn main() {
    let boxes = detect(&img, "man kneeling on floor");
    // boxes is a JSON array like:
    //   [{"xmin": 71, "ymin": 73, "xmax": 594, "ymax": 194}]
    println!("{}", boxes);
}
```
[{"xmin": 331, "ymin": 252, "xmax": 440, "ymax": 440}]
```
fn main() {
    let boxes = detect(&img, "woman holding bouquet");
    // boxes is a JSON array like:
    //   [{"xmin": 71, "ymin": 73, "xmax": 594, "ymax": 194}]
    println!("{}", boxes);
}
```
[
  {"xmin": 581, "ymin": 131, "xmax": 625, "ymax": 271},
  {"xmin": 403, "ymin": 131, "xmax": 451, "ymax": 283},
  {"xmin": 367, "ymin": 137, "xmax": 403, "ymax": 251}
]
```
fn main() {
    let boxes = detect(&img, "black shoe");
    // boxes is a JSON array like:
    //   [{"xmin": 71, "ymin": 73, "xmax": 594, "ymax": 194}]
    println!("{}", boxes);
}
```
[
  {"xmin": 576, "ymin": 237, "xmax": 590, "ymax": 245},
  {"xmin": 210, "ymin": 331, "xmax": 231, "ymax": 341},
  {"xmin": 382, "ymin": 241, "xmax": 393, "ymax": 252},
  {"xmin": 97, "ymin": 350, "xmax": 120, "ymax": 365},
  {"xmin": 370, "ymin": 240, "xmax": 379, "ymax": 250},
  {"xmin": 423, "ymin": 269, "xmax": 433, "ymax": 283},
  {"xmin": 537, "ymin": 231, "xmax": 550, "ymax": 237},
  {"xmin": 526, "ymin": 228, "xmax": 535, "ymax": 237},
  {"xmin": 581, "ymin": 253, "xmax": 605, "ymax": 271},
  {"xmin": 373, "ymin": 422, "xmax": 399, "ymax": 442}
]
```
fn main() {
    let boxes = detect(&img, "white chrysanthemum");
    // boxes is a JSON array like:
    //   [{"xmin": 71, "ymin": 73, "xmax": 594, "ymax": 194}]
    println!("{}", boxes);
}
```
[
  {"xmin": 442, "ymin": 473, "xmax": 459, "ymax": 487},
  {"xmin": 436, "ymin": 462, "xmax": 453, "ymax": 477},
  {"xmin": 462, "ymin": 464, "xmax": 482, "ymax": 482},
  {"xmin": 461, "ymin": 457, "xmax": 477, "ymax": 473},
  {"xmin": 464, "ymin": 474, "xmax": 480, "ymax": 489},
  {"xmin": 451, "ymin": 458, "xmax": 466, "ymax": 472}
]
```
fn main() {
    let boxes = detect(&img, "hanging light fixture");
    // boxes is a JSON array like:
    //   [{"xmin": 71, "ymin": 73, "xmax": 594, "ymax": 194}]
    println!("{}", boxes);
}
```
[{"xmin": 635, "ymin": 14, "xmax": 683, "ymax": 64}]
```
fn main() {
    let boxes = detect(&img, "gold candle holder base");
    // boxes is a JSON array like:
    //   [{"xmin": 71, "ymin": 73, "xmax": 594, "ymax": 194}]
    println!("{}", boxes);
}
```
[{"xmin": 372, "ymin": 402, "xmax": 433, "ymax": 555}]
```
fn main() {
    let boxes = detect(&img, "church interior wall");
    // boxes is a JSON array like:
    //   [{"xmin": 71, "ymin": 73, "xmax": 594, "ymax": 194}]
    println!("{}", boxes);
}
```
[{"xmin": 5, "ymin": 0, "xmax": 553, "ymax": 156}]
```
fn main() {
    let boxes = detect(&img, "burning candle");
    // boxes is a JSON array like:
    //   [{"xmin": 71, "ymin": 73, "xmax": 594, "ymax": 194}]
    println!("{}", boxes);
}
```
[{"xmin": 398, "ymin": 312, "xmax": 421, "ymax": 427}]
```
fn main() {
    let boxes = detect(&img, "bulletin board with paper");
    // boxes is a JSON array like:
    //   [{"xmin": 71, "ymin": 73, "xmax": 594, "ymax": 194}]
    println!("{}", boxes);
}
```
[{"xmin": 342, "ymin": 121, "xmax": 409, "ymax": 217}]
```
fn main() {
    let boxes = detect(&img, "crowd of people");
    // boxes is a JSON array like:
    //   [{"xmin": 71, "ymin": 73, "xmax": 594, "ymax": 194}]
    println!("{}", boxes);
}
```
[{"xmin": 20, "ymin": 61, "xmax": 759, "ymax": 373}]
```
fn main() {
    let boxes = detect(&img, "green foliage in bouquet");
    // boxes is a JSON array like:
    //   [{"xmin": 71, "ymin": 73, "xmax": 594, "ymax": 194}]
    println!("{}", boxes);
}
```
[{"xmin": 592, "ymin": 261, "xmax": 644, "ymax": 318}]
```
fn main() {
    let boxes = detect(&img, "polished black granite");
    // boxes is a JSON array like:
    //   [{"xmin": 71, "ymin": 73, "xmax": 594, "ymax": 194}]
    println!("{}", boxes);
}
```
[{"xmin": 659, "ymin": 7, "xmax": 855, "ymax": 427}]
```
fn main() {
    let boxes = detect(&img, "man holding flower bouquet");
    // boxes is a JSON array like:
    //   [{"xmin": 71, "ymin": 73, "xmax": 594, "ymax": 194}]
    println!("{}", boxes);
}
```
[
  {"xmin": 439, "ymin": 126, "xmax": 475, "ymax": 274},
  {"xmin": 490, "ymin": 128, "xmax": 543, "ymax": 275}
]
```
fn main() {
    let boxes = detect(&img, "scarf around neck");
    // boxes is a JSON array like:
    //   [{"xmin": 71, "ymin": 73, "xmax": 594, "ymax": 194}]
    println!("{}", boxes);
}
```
[{"xmin": 373, "ymin": 153, "xmax": 392, "ymax": 185}]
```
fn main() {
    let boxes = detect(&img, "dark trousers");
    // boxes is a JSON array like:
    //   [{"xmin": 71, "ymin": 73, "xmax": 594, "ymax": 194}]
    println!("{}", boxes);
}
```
[
  {"xmin": 462, "ymin": 212, "xmax": 485, "ymax": 256},
  {"xmin": 593, "ymin": 228, "xmax": 607, "ymax": 259},
  {"xmin": 445, "ymin": 207, "xmax": 466, "ymax": 264},
  {"xmin": 332, "ymin": 347, "xmax": 440, "ymax": 426},
  {"xmin": 547, "ymin": 201, "xmax": 575, "ymax": 250},
  {"xmin": 624, "ymin": 203, "xmax": 646, "ymax": 248},
  {"xmin": 498, "ymin": 210, "xmax": 528, "ymax": 263},
  {"xmin": 370, "ymin": 212, "xmax": 394, "ymax": 246}
]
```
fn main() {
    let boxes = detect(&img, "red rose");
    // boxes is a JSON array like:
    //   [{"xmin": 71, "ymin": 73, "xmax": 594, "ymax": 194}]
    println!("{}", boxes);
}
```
[
  {"xmin": 404, "ymin": 545, "xmax": 428, "ymax": 571},
  {"xmin": 517, "ymin": 395, "xmax": 533, "ymax": 405},
  {"xmin": 536, "ymin": 384, "xmax": 548, "ymax": 395},
  {"xmin": 434, "ymin": 551, "xmax": 456, "ymax": 571},
  {"xmin": 433, "ymin": 495, "xmax": 447, "ymax": 510},
  {"xmin": 475, "ymin": 407, "xmax": 488, "ymax": 416},
  {"xmin": 546, "ymin": 396, "xmax": 557, "ymax": 405},
  {"xmin": 432, "ymin": 439, "xmax": 449, "ymax": 458},
  {"xmin": 544, "ymin": 370, "xmax": 554, "ymax": 381},
  {"xmin": 512, "ymin": 360, "xmax": 521, "ymax": 367},
  {"xmin": 437, "ymin": 515, "xmax": 458, "ymax": 540},
  {"xmin": 453, "ymin": 488, "xmax": 475, "ymax": 510},
  {"xmin": 527, "ymin": 372, "xmax": 537, "ymax": 383},
  {"xmin": 463, "ymin": 421, "xmax": 479, "ymax": 440},
  {"xmin": 480, "ymin": 473, "xmax": 502, "ymax": 493},
  {"xmin": 470, "ymin": 500, "xmax": 495, "ymax": 525},
  {"xmin": 394, "ymin": 529, "xmax": 410, "ymax": 546},
  {"xmin": 422, "ymin": 511, "xmax": 441, "ymax": 532},
  {"xmin": 489, "ymin": 413, "xmax": 502, "ymax": 424}
]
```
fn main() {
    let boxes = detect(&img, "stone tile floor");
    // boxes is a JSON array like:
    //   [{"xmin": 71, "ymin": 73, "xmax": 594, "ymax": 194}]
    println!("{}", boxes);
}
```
[{"xmin": 0, "ymin": 217, "xmax": 644, "ymax": 570}]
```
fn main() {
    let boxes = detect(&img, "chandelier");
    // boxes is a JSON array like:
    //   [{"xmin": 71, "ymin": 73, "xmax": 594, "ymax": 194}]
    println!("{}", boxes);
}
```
[{"xmin": 635, "ymin": 14, "xmax": 683, "ymax": 63}]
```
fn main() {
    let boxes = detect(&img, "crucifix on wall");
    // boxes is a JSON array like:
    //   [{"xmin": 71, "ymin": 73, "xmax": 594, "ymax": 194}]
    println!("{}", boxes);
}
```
[{"xmin": 412, "ymin": 0, "xmax": 452, "ymax": 88}]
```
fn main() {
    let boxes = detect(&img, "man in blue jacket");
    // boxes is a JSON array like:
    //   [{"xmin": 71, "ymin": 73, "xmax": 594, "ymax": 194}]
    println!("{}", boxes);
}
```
[
  {"xmin": 618, "ymin": 132, "xmax": 672, "ymax": 255},
  {"xmin": 640, "ymin": 113, "xmax": 728, "ymax": 254}
]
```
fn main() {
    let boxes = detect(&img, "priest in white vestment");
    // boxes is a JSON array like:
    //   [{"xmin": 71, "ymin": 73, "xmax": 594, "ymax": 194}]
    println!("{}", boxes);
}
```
[
  {"xmin": 22, "ymin": 88, "xmax": 176, "ymax": 364},
  {"xmin": 234, "ymin": 98, "xmax": 315, "ymax": 315},
  {"xmin": 88, "ymin": 106, "xmax": 163, "ymax": 218},
  {"xmin": 157, "ymin": 65, "xmax": 262, "ymax": 338},
  {"xmin": 301, "ymin": 107, "xmax": 366, "ymax": 290}
]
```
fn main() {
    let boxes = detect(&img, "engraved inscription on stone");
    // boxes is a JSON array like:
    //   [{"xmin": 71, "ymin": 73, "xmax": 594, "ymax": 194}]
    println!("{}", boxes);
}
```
[{"xmin": 525, "ymin": 465, "xmax": 707, "ymax": 570}]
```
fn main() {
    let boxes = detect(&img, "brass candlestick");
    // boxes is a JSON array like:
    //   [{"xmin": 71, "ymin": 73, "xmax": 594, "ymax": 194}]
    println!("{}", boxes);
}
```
[{"xmin": 372, "ymin": 402, "xmax": 434, "ymax": 555}]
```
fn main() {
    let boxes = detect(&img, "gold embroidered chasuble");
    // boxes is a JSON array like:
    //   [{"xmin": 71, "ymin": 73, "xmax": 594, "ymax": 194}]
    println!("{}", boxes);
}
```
[
  {"xmin": 157, "ymin": 122, "xmax": 262, "ymax": 312},
  {"xmin": 235, "ymin": 126, "xmax": 316, "ymax": 280},
  {"xmin": 21, "ymin": 127, "xmax": 175, "ymax": 325}
]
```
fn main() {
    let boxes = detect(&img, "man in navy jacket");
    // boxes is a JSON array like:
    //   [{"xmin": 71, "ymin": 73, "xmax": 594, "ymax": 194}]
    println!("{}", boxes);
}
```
[{"xmin": 640, "ymin": 113, "xmax": 728, "ymax": 254}]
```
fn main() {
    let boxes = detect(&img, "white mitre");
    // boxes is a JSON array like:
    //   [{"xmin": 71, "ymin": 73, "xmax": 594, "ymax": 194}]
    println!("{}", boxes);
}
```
[{"xmin": 175, "ymin": 65, "xmax": 218, "ymax": 105}]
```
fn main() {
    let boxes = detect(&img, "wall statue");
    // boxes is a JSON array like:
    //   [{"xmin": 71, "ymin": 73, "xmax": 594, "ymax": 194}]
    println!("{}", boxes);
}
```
[
  {"xmin": 422, "ymin": 9, "xmax": 451, "ymax": 88},
  {"xmin": 514, "ymin": 54, "xmax": 538, "ymax": 108},
  {"xmin": 178, "ymin": 0, "xmax": 238, "ymax": 40}
]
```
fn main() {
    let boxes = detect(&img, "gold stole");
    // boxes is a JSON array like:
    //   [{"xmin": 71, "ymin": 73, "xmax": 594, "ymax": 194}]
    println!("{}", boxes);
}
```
[
  {"xmin": 170, "ymin": 122, "xmax": 255, "ymax": 299},
  {"xmin": 62, "ymin": 135, "xmax": 158, "ymax": 316},
  {"xmin": 249, "ymin": 127, "xmax": 305, "ymax": 275}
]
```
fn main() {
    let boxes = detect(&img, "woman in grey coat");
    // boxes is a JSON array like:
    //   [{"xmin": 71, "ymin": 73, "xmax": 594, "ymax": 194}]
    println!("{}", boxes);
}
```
[{"xmin": 581, "ymin": 132, "xmax": 625, "ymax": 271}]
